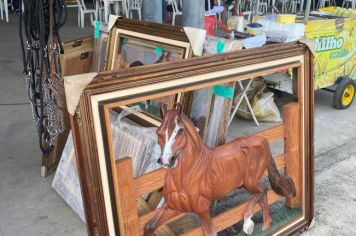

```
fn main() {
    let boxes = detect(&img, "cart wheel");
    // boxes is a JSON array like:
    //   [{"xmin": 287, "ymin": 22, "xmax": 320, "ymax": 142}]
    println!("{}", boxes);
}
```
[{"xmin": 333, "ymin": 77, "xmax": 355, "ymax": 110}]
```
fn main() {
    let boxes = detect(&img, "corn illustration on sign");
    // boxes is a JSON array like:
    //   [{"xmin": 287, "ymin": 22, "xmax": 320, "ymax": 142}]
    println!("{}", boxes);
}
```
[{"xmin": 305, "ymin": 17, "xmax": 356, "ymax": 89}]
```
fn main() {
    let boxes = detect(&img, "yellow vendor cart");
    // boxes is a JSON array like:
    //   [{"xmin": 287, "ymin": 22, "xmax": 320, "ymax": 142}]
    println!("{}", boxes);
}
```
[{"xmin": 305, "ymin": 12, "xmax": 356, "ymax": 109}]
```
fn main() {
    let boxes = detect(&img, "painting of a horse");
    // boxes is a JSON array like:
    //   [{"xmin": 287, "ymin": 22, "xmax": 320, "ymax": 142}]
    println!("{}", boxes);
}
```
[{"xmin": 144, "ymin": 104, "xmax": 296, "ymax": 236}]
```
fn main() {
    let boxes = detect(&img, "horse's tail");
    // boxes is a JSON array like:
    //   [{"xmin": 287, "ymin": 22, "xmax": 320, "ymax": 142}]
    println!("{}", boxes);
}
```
[{"xmin": 266, "ymin": 142, "xmax": 296, "ymax": 198}]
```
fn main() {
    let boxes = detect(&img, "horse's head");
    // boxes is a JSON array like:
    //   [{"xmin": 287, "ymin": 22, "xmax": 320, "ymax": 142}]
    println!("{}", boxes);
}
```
[{"xmin": 156, "ymin": 104, "xmax": 188, "ymax": 169}]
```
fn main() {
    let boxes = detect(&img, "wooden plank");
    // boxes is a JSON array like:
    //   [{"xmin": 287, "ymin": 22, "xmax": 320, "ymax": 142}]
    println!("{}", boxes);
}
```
[
  {"xmin": 115, "ymin": 158, "xmax": 140, "ymax": 235},
  {"xmin": 135, "ymin": 168, "xmax": 167, "ymax": 196},
  {"xmin": 137, "ymin": 197, "xmax": 152, "ymax": 216},
  {"xmin": 139, "ymin": 209, "xmax": 161, "ymax": 231},
  {"xmin": 284, "ymin": 103, "xmax": 302, "ymax": 208},
  {"xmin": 167, "ymin": 215, "xmax": 200, "ymax": 235},
  {"xmin": 253, "ymin": 124, "xmax": 285, "ymax": 143},
  {"xmin": 147, "ymin": 190, "xmax": 164, "ymax": 210},
  {"xmin": 139, "ymin": 191, "xmax": 282, "ymax": 235},
  {"xmin": 182, "ymin": 191, "xmax": 283, "ymax": 236},
  {"xmin": 136, "ymin": 197, "xmax": 175, "ymax": 236},
  {"xmin": 139, "ymin": 209, "xmax": 190, "ymax": 236}
]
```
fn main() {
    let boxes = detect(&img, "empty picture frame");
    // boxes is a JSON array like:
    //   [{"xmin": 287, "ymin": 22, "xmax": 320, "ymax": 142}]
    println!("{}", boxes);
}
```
[
  {"xmin": 105, "ymin": 18, "xmax": 193, "ymax": 71},
  {"xmin": 70, "ymin": 42, "xmax": 314, "ymax": 236}
]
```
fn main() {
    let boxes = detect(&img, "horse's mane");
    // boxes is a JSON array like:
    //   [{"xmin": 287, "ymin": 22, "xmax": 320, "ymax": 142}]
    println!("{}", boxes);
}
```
[{"xmin": 180, "ymin": 113, "xmax": 203, "ymax": 147}]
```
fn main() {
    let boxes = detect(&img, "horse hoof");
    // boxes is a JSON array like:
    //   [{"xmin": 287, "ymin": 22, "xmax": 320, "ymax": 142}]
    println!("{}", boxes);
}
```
[
  {"xmin": 243, "ymin": 217, "xmax": 254, "ymax": 235},
  {"xmin": 144, "ymin": 222, "xmax": 154, "ymax": 236},
  {"xmin": 207, "ymin": 233, "xmax": 217, "ymax": 236},
  {"xmin": 262, "ymin": 220, "xmax": 272, "ymax": 231}
]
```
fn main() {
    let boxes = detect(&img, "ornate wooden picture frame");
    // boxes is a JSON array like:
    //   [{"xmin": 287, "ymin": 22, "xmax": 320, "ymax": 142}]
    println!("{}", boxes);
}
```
[
  {"xmin": 71, "ymin": 42, "xmax": 314, "ymax": 236},
  {"xmin": 105, "ymin": 18, "xmax": 193, "ymax": 71}
]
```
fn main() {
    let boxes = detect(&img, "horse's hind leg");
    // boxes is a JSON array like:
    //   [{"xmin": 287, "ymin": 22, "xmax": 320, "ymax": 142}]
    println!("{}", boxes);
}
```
[
  {"xmin": 243, "ymin": 182, "xmax": 272, "ymax": 235},
  {"xmin": 256, "ymin": 183, "xmax": 272, "ymax": 231},
  {"xmin": 243, "ymin": 193, "xmax": 261, "ymax": 235}
]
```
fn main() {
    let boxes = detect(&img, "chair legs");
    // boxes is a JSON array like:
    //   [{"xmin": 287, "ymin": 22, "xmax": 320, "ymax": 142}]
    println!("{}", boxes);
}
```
[
  {"xmin": 0, "ymin": 1, "xmax": 3, "ymax": 20},
  {"xmin": 90, "ymin": 13, "xmax": 94, "ymax": 26},
  {"xmin": 80, "ymin": 11, "xmax": 97, "ymax": 28},
  {"xmin": 172, "ymin": 13, "xmax": 176, "ymax": 25},
  {"xmin": 77, "ymin": 9, "xmax": 81, "ymax": 27},
  {"xmin": 4, "ymin": 0, "xmax": 9, "ymax": 22},
  {"xmin": 81, "ymin": 10, "xmax": 84, "ymax": 28},
  {"xmin": 137, "ymin": 8, "xmax": 141, "ymax": 20},
  {"xmin": 281, "ymin": 1, "xmax": 287, "ymax": 13}
]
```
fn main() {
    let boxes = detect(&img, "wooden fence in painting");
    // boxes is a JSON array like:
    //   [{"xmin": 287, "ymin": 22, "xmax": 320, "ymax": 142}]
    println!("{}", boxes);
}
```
[{"xmin": 115, "ymin": 102, "xmax": 302, "ymax": 235}]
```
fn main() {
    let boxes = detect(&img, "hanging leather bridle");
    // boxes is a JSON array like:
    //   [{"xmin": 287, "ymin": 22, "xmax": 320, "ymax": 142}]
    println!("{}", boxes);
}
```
[{"xmin": 19, "ymin": 0, "xmax": 67, "ymax": 157}]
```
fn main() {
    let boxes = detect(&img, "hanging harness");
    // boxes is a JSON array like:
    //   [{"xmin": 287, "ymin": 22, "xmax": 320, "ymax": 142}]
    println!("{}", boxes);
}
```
[{"xmin": 19, "ymin": 0, "xmax": 67, "ymax": 157}]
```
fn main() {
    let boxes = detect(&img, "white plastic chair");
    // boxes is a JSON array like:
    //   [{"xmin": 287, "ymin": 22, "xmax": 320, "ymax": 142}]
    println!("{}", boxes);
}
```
[
  {"xmin": 100, "ymin": 0, "xmax": 126, "ymax": 23},
  {"xmin": 0, "ymin": 0, "xmax": 9, "ymax": 22},
  {"xmin": 95, "ymin": 0, "xmax": 106, "ymax": 21},
  {"xmin": 317, "ymin": 0, "xmax": 331, "ymax": 8},
  {"xmin": 66, "ymin": 0, "xmax": 81, "ymax": 27},
  {"xmin": 78, "ymin": 0, "xmax": 97, "ymax": 28},
  {"xmin": 342, "ymin": 0, "xmax": 355, "ymax": 8},
  {"xmin": 242, "ymin": 11, "xmax": 253, "ymax": 22},
  {"xmin": 126, "ymin": 0, "xmax": 142, "ymax": 20},
  {"xmin": 289, "ymin": 0, "xmax": 301, "ymax": 13},
  {"xmin": 279, "ymin": 0, "xmax": 289, "ymax": 13},
  {"xmin": 172, "ymin": 0, "xmax": 182, "ymax": 25},
  {"xmin": 205, "ymin": 0, "xmax": 224, "ymax": 16},
  {"xmin": 256, "ymin": 0, "xmax": 268, "ymax": 14}
]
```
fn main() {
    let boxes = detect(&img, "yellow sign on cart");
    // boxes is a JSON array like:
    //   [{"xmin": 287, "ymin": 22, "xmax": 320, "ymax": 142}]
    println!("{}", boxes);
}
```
[{"xmin": 305, "ymin": 17, "xmax": 356, "ymax": 89}]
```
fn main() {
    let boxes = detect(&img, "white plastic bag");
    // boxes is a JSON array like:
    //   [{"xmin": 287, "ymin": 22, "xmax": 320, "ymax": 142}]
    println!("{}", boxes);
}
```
[
  {"xmin": 111, "ymin": 106, "xmax": 161, "ymax": 177},
  {"xmin": 53, "ymin": 106, "xmax": 161, "ymax": 221},
  {"xmin": 236, "ymin": 81, "xmax": 281, "ymax": 123},
  {"xmin": 203, "ymin": 36, "xmax": 242, "ymax": 55}
]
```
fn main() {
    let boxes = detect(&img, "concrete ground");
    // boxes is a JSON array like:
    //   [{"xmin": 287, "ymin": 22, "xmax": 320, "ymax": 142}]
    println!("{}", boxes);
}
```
[{"xmin": 1, "ymin": 9, "xmax": 356, "ymax": 236}]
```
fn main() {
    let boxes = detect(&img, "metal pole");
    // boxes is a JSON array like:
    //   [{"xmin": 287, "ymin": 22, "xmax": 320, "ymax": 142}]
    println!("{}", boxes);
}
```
[
  {"xmin": 142, "ymin": 0, "xmax": 163, "ymax": 23},
  {"xmin": 182, "ymin": 0, "xmax": 205, "ymax": 28},
  {"xmin": 304, "ymin": 0, "xmax": 312, "ymax": 23}
]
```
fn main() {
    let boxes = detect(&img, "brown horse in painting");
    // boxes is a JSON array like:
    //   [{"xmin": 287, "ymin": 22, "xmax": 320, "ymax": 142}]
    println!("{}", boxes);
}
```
[{"xmin": 144, "ymin": 104, "xmax": 296, "ymax": 236}]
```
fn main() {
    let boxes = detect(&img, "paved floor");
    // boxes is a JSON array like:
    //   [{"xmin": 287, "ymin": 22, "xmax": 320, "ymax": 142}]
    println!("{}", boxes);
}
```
[
  {"xmin": 1, "ymin": 9, "xmax": 356, "ymax": 236},
  {"xmin": 0, "ymin": 10, "xmax": 90, "ymax": 236}
]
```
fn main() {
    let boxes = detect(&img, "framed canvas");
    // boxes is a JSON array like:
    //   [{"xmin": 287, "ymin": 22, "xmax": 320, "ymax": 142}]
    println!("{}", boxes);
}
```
[
  {"xmin": 71, "ymin": 42, "xmax": 314, "ymax": 236},
  {"xmin": 105, "ymin": 18, "xmax": 193, "ymax": 71}
]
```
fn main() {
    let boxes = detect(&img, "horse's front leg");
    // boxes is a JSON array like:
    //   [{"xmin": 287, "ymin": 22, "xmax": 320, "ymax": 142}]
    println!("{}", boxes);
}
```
[
  {"xmin": 198, "ymin": 211, "xmax": 217, "ymax": 236},
  {"xmin": 195, "ymin": 198, "xmax": 216, "ymax": 236},
  {"xmin": 144, "ymin": 205, "xmax": 180, "ymax": 236}
]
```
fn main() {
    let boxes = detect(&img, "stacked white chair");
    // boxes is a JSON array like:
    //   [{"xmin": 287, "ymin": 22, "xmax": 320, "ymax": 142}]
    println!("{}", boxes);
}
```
[
  {"xmin": 0, "ymin": 0, "xmax": 9, "ymax": 22},
  {"xmin": 279, "ymin": 0, "xmax": 289, "ymax": 13},
  {"xmin": 342, "ymin": 0, "xmax": 355, "ymax": 8},
  {"xmin": 317, "ymin": 0, "xmax": 331, "ymax": 8},
  {"xmin": 66, "ymin": 0, "xmax": 81, "ymax": 27},
  {"xmin": 289, "ymin": 0, "xmax": 301, "ymax": 13},
  {"xmin": 256, "ymin": 0, "xmax": 268, "ymax": 14},
  {"xmin": 77, "ymin": 0, "xmax": 97, "ymax": 28},
  {"xmin": 127, "ymin": 0, "xmax": 142, "ymax": 20},
  {"xmin": 172, "ymin": 0, "xmax": 182, "ymax": 25},
  {"xmin": 205, "ymin": 0, "xmax": 224, "ymax": 16}
]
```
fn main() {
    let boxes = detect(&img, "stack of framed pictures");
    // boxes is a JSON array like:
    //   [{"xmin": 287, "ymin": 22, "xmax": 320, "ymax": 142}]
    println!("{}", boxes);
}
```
[{"xmin": 70, "ymin": 41, "xmax": 314, "ymax": 236}]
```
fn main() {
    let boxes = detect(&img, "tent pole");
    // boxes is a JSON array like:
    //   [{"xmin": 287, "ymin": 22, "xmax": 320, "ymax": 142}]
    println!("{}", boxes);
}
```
[
  {"xmin": 304, "ymin": 0, "xmax": 312, "ymax": 23},
  {"xmin": 182, "ymin": 0, "xmax": 205, "ymax": 28},
  {"xmin": 142, "ymin": 0, "xmax": 162, "ymax": 23}
]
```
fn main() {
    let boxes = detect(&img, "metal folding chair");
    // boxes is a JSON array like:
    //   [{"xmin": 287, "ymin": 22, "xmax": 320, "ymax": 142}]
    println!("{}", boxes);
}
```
[{"xmin": 228, "ymin": 78, "xmax": 260, "ymax": 127}]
